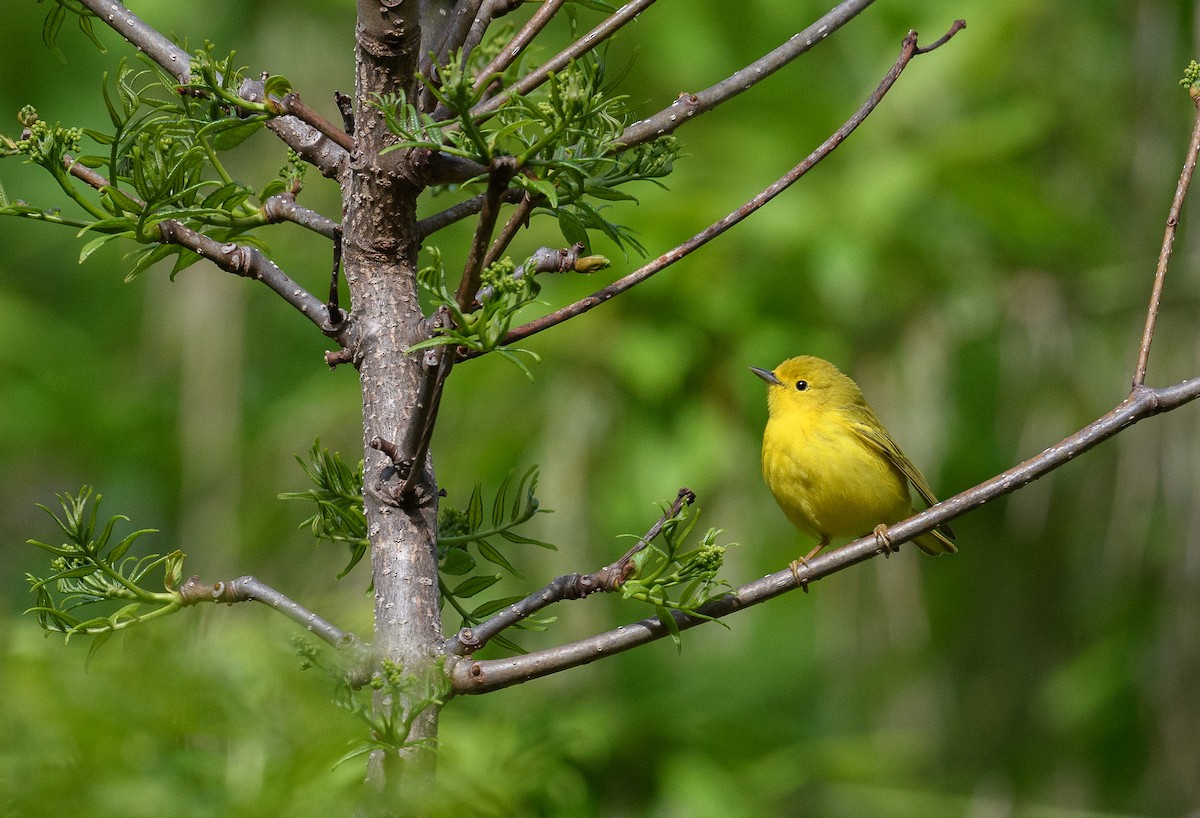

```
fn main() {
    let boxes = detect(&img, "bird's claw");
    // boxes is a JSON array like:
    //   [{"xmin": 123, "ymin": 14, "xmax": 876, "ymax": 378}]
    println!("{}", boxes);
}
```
[
  {"xmin": 874, "ymin": 523, "xmax": 897, "ymax": 557},
  {"xmin": 789, "ymin": 558, "xmax": 810, "ymax": 593}
]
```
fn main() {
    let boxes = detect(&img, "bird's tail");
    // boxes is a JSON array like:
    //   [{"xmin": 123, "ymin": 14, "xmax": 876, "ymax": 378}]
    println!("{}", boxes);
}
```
[{"xmin": 913, "ymin": 523, "xmax": 957, "ymax": 555}]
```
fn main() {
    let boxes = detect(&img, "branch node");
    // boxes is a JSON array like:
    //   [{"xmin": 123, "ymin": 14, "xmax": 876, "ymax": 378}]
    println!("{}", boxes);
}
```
[{"xmin": 325, "ymin": 347, "xmax": 356, "ymax": 368}]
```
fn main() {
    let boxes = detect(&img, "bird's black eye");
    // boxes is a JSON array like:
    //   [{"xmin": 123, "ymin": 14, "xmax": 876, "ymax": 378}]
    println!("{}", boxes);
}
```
[{"xmin": 795, "ymin": 380, "xmax": 808, "ymax": 391}]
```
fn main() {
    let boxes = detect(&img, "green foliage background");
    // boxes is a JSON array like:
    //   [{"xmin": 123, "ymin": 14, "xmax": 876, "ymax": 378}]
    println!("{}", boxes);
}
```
[{"xmin": 3, "ymin": 1, "xmax": 1200, "ymax": 815}]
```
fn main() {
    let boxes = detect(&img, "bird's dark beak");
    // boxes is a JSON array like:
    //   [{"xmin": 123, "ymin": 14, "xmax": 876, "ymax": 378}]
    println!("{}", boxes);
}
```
[{"xmin": 749, "ymin": 366, "xmax": 782, "ymax": 386}]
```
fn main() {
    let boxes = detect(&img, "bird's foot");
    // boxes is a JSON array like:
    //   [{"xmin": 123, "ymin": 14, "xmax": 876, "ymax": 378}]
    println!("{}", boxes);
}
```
[
  {"xmin": 789, "ymin": 542, "xmax": 827, "ymax": 593},
  {"xmin": 874, "ymin": 523, "xmax": 897, "ymax": 557},
  {"xmin": 789, "ymin": 558, "xmax": 810, "ymax": 593}
]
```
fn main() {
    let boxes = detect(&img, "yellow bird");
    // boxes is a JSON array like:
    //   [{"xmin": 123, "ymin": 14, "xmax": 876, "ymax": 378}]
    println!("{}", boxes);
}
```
[{"xmin": 751, "ymin": 356, "xmax": 956, "ymax": 571}]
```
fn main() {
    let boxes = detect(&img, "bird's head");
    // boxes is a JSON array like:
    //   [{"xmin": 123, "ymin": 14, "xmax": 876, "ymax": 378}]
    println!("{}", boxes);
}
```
[{"xmin": 750, "ymin": 355, "xmax": 863, "ymax": 418}]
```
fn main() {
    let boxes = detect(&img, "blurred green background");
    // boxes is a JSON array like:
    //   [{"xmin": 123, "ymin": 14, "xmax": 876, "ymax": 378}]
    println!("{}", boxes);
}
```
[{"xmin": 3, "ymin": 1, "xmax": 1200, "ymax": 815}]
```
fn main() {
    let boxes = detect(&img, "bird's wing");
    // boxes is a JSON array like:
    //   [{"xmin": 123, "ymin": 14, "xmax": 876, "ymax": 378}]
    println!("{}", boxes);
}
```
[{"xmin": 848, "ymin": 408, "xmax": 940, "ymax": 508}]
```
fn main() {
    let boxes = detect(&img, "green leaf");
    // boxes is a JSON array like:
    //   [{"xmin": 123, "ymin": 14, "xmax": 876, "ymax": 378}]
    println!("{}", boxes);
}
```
[
  {"xmin": 84, "ymin": 629, "xmax": 113, "ymax": 667},
  {"xmin": 102, "ymin": 185, "xmax": 146, "ymax": 216},
  {"xmin": 263, "ymin": 74, "xmax": 294, "ymax": 100},
  {"xmin": 498, "ymin": 529, "xmax": 557, "ymax": 549},
  {"xmin": 512, "ymin": 175, "xmax": 559, "ymax": 209},
  {"xmin": 108, "ymin": 528, "xmax": 156, "ymax": 564},
  {"xmin": 476, "ymin": 540, "xmax": 521, "ymax": 577},
  {"xmin": 465, "ymin": 482, "xmax": 483, "ymax": 531},
  {"xmin": 491, "ymin": 470, "xmax": 514, "ymax": 528},
  {"xmin": 449, "ymin": 574, "xmax": 501, "ymax": 599},
  {"xmin": 208, "ymin": 118, "xmax": 265, "ymax": 151},
  {"xmin": 78, "ymin": 232, "xmax": 123, "ymax": 264},
  {"xmin": 556, "ymin": 208, "xmax": 589, "ymax": 249},
  {"xmin": 440, "ymin": 548, "xmax": 476, "ymax": 576},
  {"xmin": 657, "ymin": 604, "xmax": 682, "ymax": 652}
]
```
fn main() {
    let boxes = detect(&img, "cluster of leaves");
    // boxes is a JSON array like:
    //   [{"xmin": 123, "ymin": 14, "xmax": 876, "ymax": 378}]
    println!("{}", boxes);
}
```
[
  {"xmin": 279, "ymin": 443, "xmax": 370, "ymax": 579},
  {"xmin": 24, "ymin": 488, "xmax": 185, "ymax": 659},
  {"xmin": 0, "ymin": 45, "xmax": 296, "ymax": 280},
  {"xmin": 283, "ymin": 446, "xmax": 556, "ymax": 652},
  {"xmin": 410, "ymin": 249, "xmax": 543, "ymax": 375},
  {"xmin": 619, "ymin": 504, "xmax": 733, "ymax": 650},
  {"xmin": 295, "ymin": 637, "xmax": 450, "ymax": 768},
  {"xmin": 437, "ymin": 466, "xmax": 557, "ymax": 653},
  {"xmin": 376, "ymin": 49, "xmax": 680, "ymax": 254}
]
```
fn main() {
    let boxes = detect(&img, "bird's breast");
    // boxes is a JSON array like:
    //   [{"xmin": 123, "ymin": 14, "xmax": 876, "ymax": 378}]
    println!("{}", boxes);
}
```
[{"xmin": 762, "ymin": 409, "xmax": 909, "ymax": 540}]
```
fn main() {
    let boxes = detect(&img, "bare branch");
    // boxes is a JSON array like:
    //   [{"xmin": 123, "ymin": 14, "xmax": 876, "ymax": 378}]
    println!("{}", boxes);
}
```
[
  {"xmin": 471, "ymin": 0, "xmax": 569, "ymax": 96},
  {"xmin": 394, "ymin": 158, "xmax": 517, "ymax": 502},
  {"xmin": 71, "ymin": 1, "xmax": 348, "ymax": 177},
  {"xmin": 462, "ymin": 0, "xmax": 524, "ymax": 70},
  {"xmin": 497, "ymin": 22, "xmax": 964, "ymax": 349},
  {"xmin": 273, "ymin": 93, "xmax": 355, "ymax": 153},
  {"xmin": 420, "ymin": 0, "xmax": 487, "ymax": 110},
  {"xmin": 445, "ymin": 488, "xmax": 695, "ymax": 655},
  {"xmin": 75, "ymin": 0, "xmax": 190, "ymax": 83},
  {"xmin": 618, "ymin": 0, "xmax": 879, "ymax": 150},
  {"xmin": 1133, "ymin": 100, "xmax": 1200, "ymax": 387},
  {"xmin": 449, "ymin": 377, "xmax": 1200, "ymax": 694},
  {"xmin": 483, "ymin": 193, "xmax": 535, "ymax": 268},
  {"xmin": 469, "ymin": 0, "xmax": 659, "ymax": 121},
  {"xmin": 416, "ymin": 188, "xmax": 524, "ymax": 239},
  {"xmin": 178, "ymin": 574, "xmax": 362, "ymax": 651},
  {"xmin": 474, "ymin": 242, "xmax": 608, "ymax": 302},
  {"xmin": 156, "ymin": 219, "xmax": 343, "ymax": 337},
  {"xmin": 237, "ymin": 80, "xmax": 348, "ymax": 178},
  {"xmin": 261, "ymin": 192, "xmax": 340, "ymax": 239}
]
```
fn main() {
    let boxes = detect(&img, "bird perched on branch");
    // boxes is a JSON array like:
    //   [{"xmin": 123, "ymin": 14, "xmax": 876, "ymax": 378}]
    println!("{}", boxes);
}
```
[{"xmin": 751, "ymin": 355, "xmax": 956, "ymax": 577}]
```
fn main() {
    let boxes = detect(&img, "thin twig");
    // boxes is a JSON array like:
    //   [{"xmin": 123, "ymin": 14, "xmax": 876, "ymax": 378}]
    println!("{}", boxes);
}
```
[
  {"xmin": 617, "ymin": 0, "xmax": 879, "ymax": 150},
  {"xmin": 471, "ymin": 0, "xmax": 570, "ymax": 96},
  {"xmin": 448, "ymin": 378, "xmax": 1200, "ymax": 694},
  {"xmin": 178, "ymin": 574, "xmax": 357, "ymax": 647},
  {"xmin": 445, "ymin": 488, "xmax": 695, "ymax": 655},
  {"xmin": 274, "ymin": 93, "xmax": 356, "ymax": 153},
  {"xmin": 495, "ymin": 22, "xmax": 965, "ymax": 350},
  {"xmin": 416, "ymin": 188, "xmax": 524, "ymax": 239},
  {"xmin": 72, "ymin": 0, "xmax": 347, "ymax": 176},
  {"xmin": 261, "ymin": 192, "xmax": 340, "ymax": 239},
  {"xmin": 455, "ymin": 157, "xmax": 519, "ymax": 310},
  {"xmin": 469, "ymin": 0, "xmax": 660, "ymax": 121},
  {"xmin": 334, "ymin": 91, "xmax": 355, "ymax": 135},
  {"xmin": 328, "ymin": 226, "xmax": 344, "ymax": 325},
  {"xmin": 483, "ymin": 193, "xmax": 536, "ymax": 267},
  {"xmin": 57, "ymin": 158, "xmax": 343, "ymax": 334},
  {"xmin": 156, "ymin": 220, "xmax": 341, "ymax": 337},
  {"xmin": 75, "ymin": 0, "xmax": 190, "ymax": 82},
  {"xmin": 420, "ymin": 0, "xmax": 488, "ymax": 111},
  {"xmin": 474, "ymin": 243, "xmax": 608, "ymax": 302},
  {"xmin": 395, "ymin": 159, "xmax": 517, "ymax": 502},
  {"xmin": 1133, "ymin": 100, "xmax": 1200, "ymax": 387}
]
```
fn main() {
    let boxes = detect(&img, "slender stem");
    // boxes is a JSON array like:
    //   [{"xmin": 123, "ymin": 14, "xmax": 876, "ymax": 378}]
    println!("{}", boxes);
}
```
[
  {"xmin": 449, "ymin": 378, "xmax": 1200, "ymax": 694},
  {"xmin": 469, "ymin": 0, "xmax": 659, "ymax": 121},
  {"xmin": 75, "ymin": 0, "xmax": 191, "ymax": 82},
  {"xmin": 617, "ymin": 0, "xmax": 879, "ymax": 150},
  {"xmin": 178, "ymin": 574, "xmax": 363, "ymax": 652},
  {"xmin": 260, "ymin": 192, "xmax": 340, "ymax": 239},
  {"xmin": 445, "ymin": 488, "xmax": 695, "ymax": 655},
  {"xmin": 471, "ymin": 0, "xmax": 569, "ymax": 96},
  {"xmin": 396, "ymin": 159, "xmax": 516, "ymax": 502},
  {"xmin": 498, "ymin": 22, "xmax": 965, "ymax": 349},
  {"xmin": 276, "ymin": 94, "xmax": 356, "ymax": 153},
  {"xmin": 420, "ymin": 0, "xmax": 488, "ymax": 111},
  {"xmin": 156, "ymin": 219, "xmax": 341, "ymax": 338},
  {"xmin": 483, "ymin": 194, "xmax": 535, "ymax": 267},
  {"xmin": 72, "ymin": 1, "xmax": 347, "ymax": 176},
  {"xmin": 1133, "ymin": 99, "xmax": 1200, "ymax": 387}
]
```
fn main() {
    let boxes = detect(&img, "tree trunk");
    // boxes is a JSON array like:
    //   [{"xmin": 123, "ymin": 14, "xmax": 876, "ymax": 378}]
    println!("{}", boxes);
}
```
[{"xmin": 346, "ymin": 0, "xmax": 442, "ymax": 779}]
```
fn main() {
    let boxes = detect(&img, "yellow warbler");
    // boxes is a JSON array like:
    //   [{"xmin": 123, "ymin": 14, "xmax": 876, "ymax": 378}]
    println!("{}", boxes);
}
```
[{"xmin": 751, "ymin": 355, "xmax": 956, "ymax": 569}]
